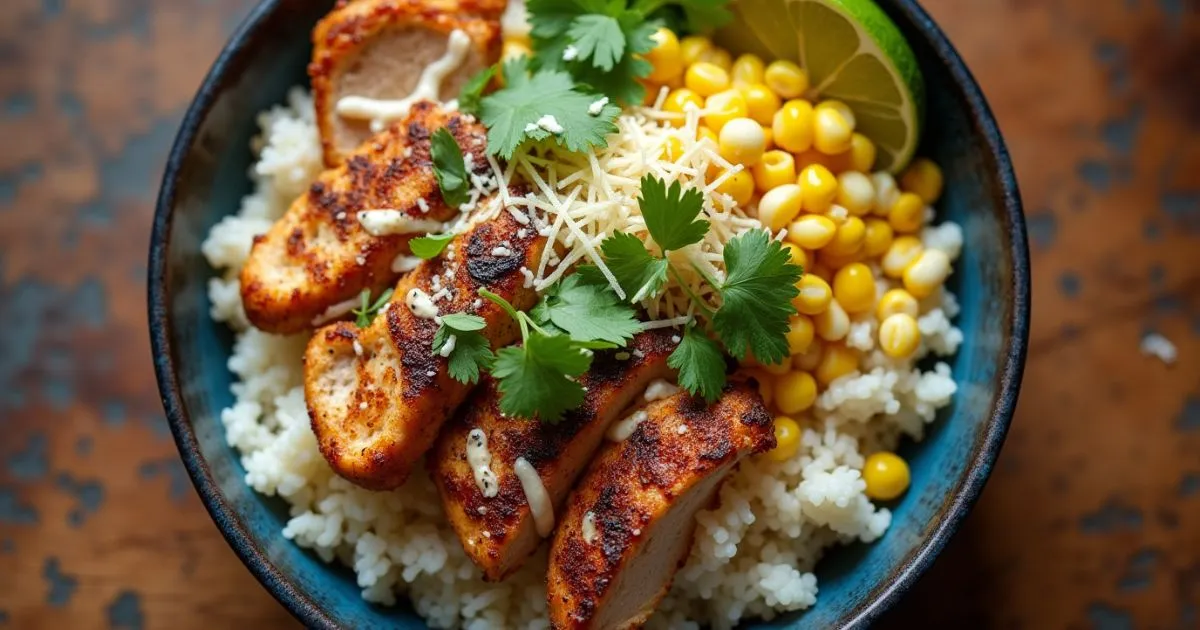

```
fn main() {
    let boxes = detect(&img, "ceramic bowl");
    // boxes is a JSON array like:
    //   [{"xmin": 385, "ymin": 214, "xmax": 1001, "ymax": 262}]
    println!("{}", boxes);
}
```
[{"xmin": 148, "ymin": 0, "xmax": 1029, "ymax": 626}]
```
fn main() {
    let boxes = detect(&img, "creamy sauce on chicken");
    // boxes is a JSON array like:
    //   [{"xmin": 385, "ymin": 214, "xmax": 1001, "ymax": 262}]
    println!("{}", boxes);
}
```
[
  {"xmin": 391, "ymin": 254, "xmax": 422, "ymax": 273},
  {"xmin": 438, "ymin": 334, "xmax": 457, "ymax": 357},
  {"xmin": 337, "ymin": 29, "xmax": 472, "ymax": 131},
  {"xmin": 309, "ymin": 296, "xmax": 361, "ymax": 326},
  {"xmin": 581, "ymin": 511, "xmax": 598, "ymax": 544},
  {"xmin": 643, "ymin": 378, "xmax": 680, "ymax": 402},
  {"xmin": 406, "ymin": 288, "xmax": 439, "ymax": 319},
  {"xmin": 357, "ymin": 210, "xmax": 444, "ymax": 237},
  {"xmin": 466, "ymin": 429, "xmax": 499, "ymax": 498},
  {"xmin": 605, "ymin": 409, "xmax": 648, "ymax": 442},
  {"xmin": 514, "ymin": 457, "xmax": 554, "ymax": 537}
]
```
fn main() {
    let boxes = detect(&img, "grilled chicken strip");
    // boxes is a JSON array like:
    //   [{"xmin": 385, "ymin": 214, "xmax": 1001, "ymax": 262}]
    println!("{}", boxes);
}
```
[
  {"xmin": 240, "ymin": 103, "xmax": 487, "ymax": 334},
  {"xmin": 311, "ymin": 0, "xmax": 502, "ymax": 166},
  {"xmin": 304, "ymin": 208, "xmax": 545, "ymax": 490},
  {"xmin": 431, "ymin": 331, "xmax": 678, "ymax": 581},
  {"xmin": 548, "ymin": 382, "xmax": 776, "ymax": 630}
]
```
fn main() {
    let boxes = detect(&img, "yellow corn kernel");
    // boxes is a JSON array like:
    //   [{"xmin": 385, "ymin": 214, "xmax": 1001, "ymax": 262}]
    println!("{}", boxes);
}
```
[
  {"xmin": 792, "ymin": 274, "xmax": 833, "ymax": 315},
  {"xmin": 876, "ymin": 288, "xmax": 920, "ymax": 320},
  {"xmin": 762, "ymin": 126, "xmax": 774, "ymax": 150},
  {"xmin": 697, "ymin": 126, "xmax": 718, "ymax": 146},
  {"xmin": 663, "ymin": 88, "xmax": 704, "ymax": 127},
  {"xmin": 816, "ymin": 100, "xmax": 856, "ymax": 129},
  {"xmin": 863, "ymin": 451, "xmax": 911, "ymax": 500},
  {"xmin": 742, "ymin": 84, "xmax": 781, "ymax": 125},
  {"xmin": 881, "ymin": 235, "xmax": 924, "ymax": 278},
  {"xmin": 772, "ymin": 99, "xmax": 814, "ymax": 153},
  {"xmin": 900, "ymin": 157, "xmax": 944, "ymax": 204},
  {"xmin": 879, "ymin": 313, "xmax": 921, "ymax": 358},
  {"xmin": 813, "ymin": 298, "xmax": 850, "ymax": 341},
  {"xmin": 836, "ymin": 171, "xmax": 875, "ymax": 216},
  {"xmin": 664, "ymin": 136, "xmax": 684, "ymax": 162},
  {"xmin": 775, "ymin": 370, "xmax": 817, "ymax": 415},
  {"xmin": 787, "ymin": 214, "xmax": 837, "ymax": 250},
  {"xmin": 685, "ymin": 61, "xmax": 730, "ymax": 97},
  {"xmin": 731, "ymin": 54, "xmax": 766, "ymax": 86},
  {"xmin": 768, "ymin": 415, "xmax": 802, "ymax": 461},
  {"xmin": 862, "ymin": 218, "xmax": 894, "ymax": 258},
  {"xmin": 823, "ymin": 216, "xmax": 865, "ymax": 256},
  {"xmin": 757, "ymin": 183, "xmax": 803, "ymax": 231},
  {"xmin": 699, "ymin": 47, "xmax": 733, "ymax": 70},
  {"xmin": 501, "ymin": 39, "xmax": 532, "ymax": 63},
  {"xmin": 786, "ymin": 315, "xmax": 815, "ymax": 355},
  {"xmin": 870, "ymin": 172, "xmax": 901, "ymax": 216},
  {"xmin": 888, "ymin": 191, "xmax": 925, "ymax": 233},
  {"xmin": 646, "ymin": 27, "xmax": 683, "ymax": 83},
  {"xmin": 832, "ymin": 263, "xmax": 875, "ymax": 314},
  {"xmin": 758, "ymin": 355, "xmax": 792, "ymax": 375},
  {"xmin": 782, "ymin": 243, "xmax": 809, "ymax": 270},
  {"xmin": 703, "ymin": 89, "xmax": 747, "ymax": 134},
  {"xmin": 813, "ymin": 105, "xmax": 853, "ymax": 155},
  {"xmin": 749, "ymin": 370, "xmax": 775, "ymax": 407},
  {"xmin": 752, "ymin": 150, "xmax": 797, "ymax": 192},
  {"xmin": 793, "ymin": 337, "xmax": 824, "ymax": 371},
  {"xmin": 807, "ymin": 262, "xmax": 832, "ymax": 282},
  {"xmin": 849, "ymin": 133, "xmax": 877, "ymax": 173},
  {"xmin": 680, "ymin": 36, "xmax": 713, "ymax": 66},
  {"xmin": 764, "ymin": 60, "xmax": 809, "ymax": 99},
  {"xmin": 903, "ymin": 249, "xmax": 951, "ymax": 298},
  {"xmin": 815, "ymin": 342, "xmax": 858, "ymax": 385},
  {"xmin": 719, "ymin": 118, "xmax": 766, "ymax": 166},
  {"xmin": 798, "ymin": 164, "xmax": 838, "ymax": 212},
  {"xmin": 716, "ymin": 169, "xmax": 755, "ymax": 206}
]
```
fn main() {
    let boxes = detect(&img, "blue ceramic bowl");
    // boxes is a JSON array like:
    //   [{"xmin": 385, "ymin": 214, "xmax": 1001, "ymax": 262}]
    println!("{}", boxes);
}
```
[{"xmin": 149, "ymin": 0, "xmax": 1029, "ymax": 626}]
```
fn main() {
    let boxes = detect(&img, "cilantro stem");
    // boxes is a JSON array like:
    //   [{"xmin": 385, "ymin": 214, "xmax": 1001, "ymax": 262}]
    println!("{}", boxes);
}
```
[
  {"xmin": 689, "ymin": 262, "xmax": 722, "ymax": 290},
  {"xmin": 669, "ymin": 264, "xmax": 716, "ymax": 319}
]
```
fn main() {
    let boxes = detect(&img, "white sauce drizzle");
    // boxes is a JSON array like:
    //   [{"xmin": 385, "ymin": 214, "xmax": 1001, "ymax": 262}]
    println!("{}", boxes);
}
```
[
  {"xmin": 514, "ymin": 457, "xmax": 553, "ymax": 537},
  {"xmin": 310, "ymin": 296, "xmax": 360, "ymax": 326},
  {"xmin": 439, "ymin": 334, "xmax": 457, "ymax": 357},
  {"xmin": 581, "ymin": 511, "xmax": 598, "ymax": 544},
  {"xmin": 644, "ymin": 378, "xmax": 681, "ymax": 402},
  {"xmin": 466, "ymin": 429, "xmax": 499, "ymax": 498},
  {"xmin": 499, "ymin": 0, "xmax": 530, "ymax": 40},
  {"xmin": 336, "ymin": 29, "xmax": 473, "ymax": 132},
  {"xmin": 405, "ymin": 288, "xmax": 439, "ymax": 319},
  {"xmin": 606, "ymin": 409, "xmax": 648, "ymax": 442},
  {"xmin": 357, "ymin": 210, "xmax": 444, "ymax": 237},
  {"xmin": 391, "ymin": 254, "xmax": 422, "ymax": 273}
]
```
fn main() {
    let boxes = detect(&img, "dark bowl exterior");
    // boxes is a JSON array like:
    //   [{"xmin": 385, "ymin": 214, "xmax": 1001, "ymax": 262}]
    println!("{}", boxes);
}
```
[{"xmin": 148, "ymin": 0, "xmax": 1029, "ymax": 627}]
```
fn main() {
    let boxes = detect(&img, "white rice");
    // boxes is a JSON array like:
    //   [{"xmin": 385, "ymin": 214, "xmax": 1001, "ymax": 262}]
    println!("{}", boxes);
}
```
[{"xmin": 202, "ymin": 90, "xmax": 963, "ymax": 628}]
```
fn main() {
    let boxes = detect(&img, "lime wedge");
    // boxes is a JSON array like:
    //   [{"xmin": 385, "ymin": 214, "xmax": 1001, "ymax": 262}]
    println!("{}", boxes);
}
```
[{"xmin": 716, "ymin": 0, "xmax": 925, "ymax": 173}]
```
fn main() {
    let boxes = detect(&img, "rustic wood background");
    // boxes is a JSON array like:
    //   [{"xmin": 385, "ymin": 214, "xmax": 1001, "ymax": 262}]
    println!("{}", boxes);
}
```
[{"xmin": 0, "ymin": 0, "xmax": 1197, "ymax": 627}]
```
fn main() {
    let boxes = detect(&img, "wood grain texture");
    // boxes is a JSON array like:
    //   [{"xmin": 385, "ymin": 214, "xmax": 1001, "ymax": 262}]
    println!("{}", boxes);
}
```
[{"xmin": 0, "ymin": 0, "xmax": 1196, "ymax": 628}]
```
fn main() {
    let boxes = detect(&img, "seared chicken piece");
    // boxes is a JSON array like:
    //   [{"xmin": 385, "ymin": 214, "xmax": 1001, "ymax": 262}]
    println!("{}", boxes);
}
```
[
  {"xmin": 311, "ymin": 0, "xmax": 503, "ymax": 166},
  {"xmin": 431, "ymin": 331, "xmax": 678, "ymax": 581},
  {"xmin": 548, "ymin": 383, "xmax": 776, "ymax": 630},
  {"xmin": 240, "ymin": 103, "xmax": 487, "ymax": 334},
  {"xmin": 304, "ymin": 208, "xmax": 546, "ymax": 490}
]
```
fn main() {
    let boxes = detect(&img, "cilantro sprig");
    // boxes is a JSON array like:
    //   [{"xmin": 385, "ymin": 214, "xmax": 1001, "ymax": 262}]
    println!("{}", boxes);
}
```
[
  {"xmin": 430, "ymin": 128, "xmax": 471, "ymax": 208},
  {"xmin": 434, "ymin": 313, "xmax": 495, "ymax": 385},
  {"xmin": 410, "ymin": 233, "xmax": 454, "ymax": 259},
  {"xmin": 352, "ymin": 288, "xmax": 394, "ymax": 328}
]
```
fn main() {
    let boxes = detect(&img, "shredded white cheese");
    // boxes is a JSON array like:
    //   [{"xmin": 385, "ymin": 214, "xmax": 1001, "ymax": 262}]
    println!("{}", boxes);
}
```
[
  {"xmin": 606, "ymin": 409, "xmax": 648, "ymax": 442},
  {"xmin": 357, "ymin": 210, "xmax": 444, "ymax": 237},
  {"xmin": 581, "ymin": 511, "xmax": 599, "ymax": 544}
]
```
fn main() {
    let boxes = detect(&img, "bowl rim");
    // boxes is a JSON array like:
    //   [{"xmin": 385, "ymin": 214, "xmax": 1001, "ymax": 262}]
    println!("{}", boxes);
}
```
[{"xmin": 147, "ymin": 0, "xmax": 1030, "ymax": 627}]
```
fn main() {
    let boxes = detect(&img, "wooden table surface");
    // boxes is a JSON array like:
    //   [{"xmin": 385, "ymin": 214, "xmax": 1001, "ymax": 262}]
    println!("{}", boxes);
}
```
[{"xmin": 0, "ymin": 0, "xmax": 1197, "ymax": 627}]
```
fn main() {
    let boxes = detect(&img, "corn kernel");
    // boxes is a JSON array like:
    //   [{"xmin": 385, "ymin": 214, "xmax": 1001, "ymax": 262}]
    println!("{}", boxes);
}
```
[
  {"xmin": 870, "ymin": 172, "xmax": 901, "ymax": 216},
  {"xmin": 680, "ymin": 36, "xmax": 712, "ymax": 66},
  {"xmin": 663, "ymin": 136, "xmax": 684, "ymax": 162},
  {"xmin": 757, "ymin": 183, "xmax": 803, "ymax": 231},
  {"xmin": 716, "ymin": 169, "xmax": 755, "ymax": 206},
  {"xmin": 646, "ymin": 27, "xmax": 683, "ymax": 83},
  {"xmin": 792, "ymin": 274, "xmax": 832, "ymax": 315},
  {"xmin": 697, "ymin": 126, "xmax": 719, "ymax": 146},
  {"xmin": 719, "ymin": 118, "xmax": 766, "ymax": 166},
  {"xmin": 879, "ymin": 313, "xmax": 921, "ymax": 358},
  {"xmin": 501, "ymin": 39, "xmax": 532, "ymax": 63},
  {"xmin": 699, "ymin": 47, "xmax": 733, "ymax": 70},
  {"xmin": 787, "ymin": 214, "xmax": 837, "ymax": 250},
  {"xmin": 685, "ymin": 61, "xmax": 730, "ymax": 97},
  {"xmin": 903, "ymin": 249, "xmax": 951, "ymax": 298},
  {"xmin": 731, "ymin": 54, "xmax": 766, "ymax": 85},
  {"xmin": 863, "ymin": 451, "xmax": 910, "ymax": 500},
  {"xmin": 786, "ymin": 315, "xmax": 815, "ymax": 355},
  {"xmin": 772, "ymin": 99, "xmax": 814, "ymax": 153},
  {"xmin": 862, "ymin": 218, "xmax": 894, "ymax": 258},
  {"xmin": 900, "ymin": 157, "xmax": 944, "ymax": 204},
  {"xmin": 837, "ymin": 171, "xmax": 875, "ymax": 216},
  {"xmin": 762, "ymin": 126, "xmax": 774, "ymax": 150},
  {"xmin": 823, "ymin": 216, "xmax": 865, "ymax": 256},
  {"xmin": 832, "ymin": 263, "xmax": 875, "ymax": 314},
  {"xmin": 758, "ymin": 355, "xmax": 792, "ymax": 375},
  {"xmin": 703, "ymin": 89, "xmax": 747, "ymax": 133},
  {"xmin": 807, "ymin": 262, "xmax": 832, "ymax": 282},
  {"xmin": 817, "ymin": 248, "xmax": 861, "ymax": 271},
  {"xmin": 813, "ymin": 298, "xmax": 850, "ymax": 341},
  {"xmin": 877, "ymin": 288, "xmax": 920, "ymax": 320},
  {"xmin": 775, "ymin": 371, "xmax": 817, "ymax": 415},
  {"xmin": 768, "ymin": 415, "xmax": 802, "ymax": 461},
  {"xmin": 663, "ymin": 88, "xmax": 704, "ymax": 127},
  {"xmin": 815, "ymin": 100, "xmax": 856, "ymax": 129},
  {"xmin": 782, "ymin": 243, "xmax": 809, "ymax": 270},
  {"xmin": 849, "ymin": 133, "xmax": 877, "ymax": 172},
  {"xmin": 881, "ymin": 236, "xmax": 924, "ymax": 278},
  {"xmin": 815, "ymin": 342, "xmax": 858, "ymax": 385},
  {"xmin": 798, "ymin": 164, "xmax": 838, "ymax": 212},
  {"xmin": 888, "ymin": 191, "xmax": 925, "ymax": 233},
  {"xmin": 752, "ymin": 150, "xmax": 797, "ymax": 192},
  {"xmin": 742, "ymin": 84, "xmax": 781, "ymax": 125},
  {"xmin": 813, "ymin": 106, "xmax": 853, "ymax": 154},
  {"xmin": 764, "ymin": 60, "xmax": 808, "ymax": 99},
  {"xmin": 793, "ymin": 338, "xmax": 824, "ymax": 371}
]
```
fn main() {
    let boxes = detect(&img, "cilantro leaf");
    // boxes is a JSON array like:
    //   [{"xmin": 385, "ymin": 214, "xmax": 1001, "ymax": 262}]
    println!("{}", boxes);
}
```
[
  {"xmin": 711, "ymin": 230, "xmax": 802, "ymax": 364},
  {"xmin": 526, "ymin": 0, "xmax": 582, "ymax": 40},
  {"xmin": 458, "ymin": 67, "xmax": 495, "ymax": 116},
  {"xmin": 534, "ymin": 275, "xmax": 641, "ymax": 344},
  {"xmin": 668, "ymin": 325, "xmax": 727, "ymax": 402},
  {"xmin": 587, "ymin": 232, "xmax": 670, "ymax": 302},
  {"xmin": 480, "ymin": 58, "xmax": 620, "ymax": 159},
  {"xmin": 434, "ymin": 313, "xmax": 495, "ymax": 384},
  {"xmin": 352, "ymin": 288, "xmax": 394, "ymax": 328},
  {"xmin": 568, "ymin": 52, "xmax": 655, "ymax": 106},
  {"xmin": 410, "ymin": 233, "xmax": 455, "ymax": 259},
  {"xmin": 568, "ymin": 14, "xmax": 626, "ymax": 71},
  {"xmin": 438, "ymin": 312, "xmax": 488, "ymax": 332},
  {"xmin": 492, "ymin": 333, "xmax": 592, "ymax": 421},
  {"xmin": 430, "ymin": 128, "xmax": 470, "ymax": 207},
  {"xmin": 638, "ymin": 175, "xmax": 709, "ymax": 252}
]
